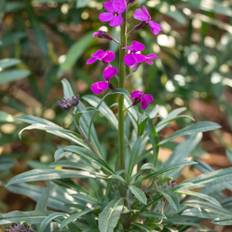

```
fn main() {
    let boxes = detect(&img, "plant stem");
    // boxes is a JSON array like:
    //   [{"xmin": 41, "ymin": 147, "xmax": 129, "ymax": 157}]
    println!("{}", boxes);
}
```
[{"xmin": 118, "ymin": 11, "xmax": 127, "ymax": 170}]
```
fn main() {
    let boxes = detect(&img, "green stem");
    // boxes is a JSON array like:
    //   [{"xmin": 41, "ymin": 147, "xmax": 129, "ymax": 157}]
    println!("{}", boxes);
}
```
[{"xmin": 118, "ymin": 11, "xmax": 127, "ymax": 170}]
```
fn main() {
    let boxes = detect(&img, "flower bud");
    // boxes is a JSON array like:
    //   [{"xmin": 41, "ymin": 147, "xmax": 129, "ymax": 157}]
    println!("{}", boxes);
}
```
[
  {"xmin": 57, "ymin": 96, "xmax": 79, "ymax": 110},
  {"xmin": 6, "ymin": 223, "xmax": 34, "ymax": 232},
  {"xmin": 93, "ymin": 30, "xmax": 113, "ymax": 41}
]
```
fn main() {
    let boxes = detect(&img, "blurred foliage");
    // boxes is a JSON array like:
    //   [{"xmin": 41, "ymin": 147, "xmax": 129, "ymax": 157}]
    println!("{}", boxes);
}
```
[{"xmin": 0, "ymin": 0, "xmax": 231, "ymax": 216}]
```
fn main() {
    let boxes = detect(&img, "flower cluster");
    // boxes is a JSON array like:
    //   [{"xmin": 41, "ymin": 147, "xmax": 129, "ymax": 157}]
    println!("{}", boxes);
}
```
[
  {"xmin": 124, "ymin": 40, "xmax": 157, "ymax": 69},
  {"xmin": 87, "ymin": 0, "xmax": 161, "ymax": 110},
  {"xmin": 57, "ymin": 96, "xmax": 79, "ymax": 110}
]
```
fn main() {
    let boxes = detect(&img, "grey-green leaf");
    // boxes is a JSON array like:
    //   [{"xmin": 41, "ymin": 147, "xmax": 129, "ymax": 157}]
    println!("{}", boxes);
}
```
[
  {"xmin": 98, "ymin": 198, "xmax": 124, "ymax": 232},
  {"xmin": 129, "ymin": 186, "xmax": 147, "ymax": 205},
  {"xmin": 160, "ymin": 121, "xmax": 221, "ymax": 145},
  {"xmin": 0, "ymin": 70, "xmax": 30, "ymax": 84}
]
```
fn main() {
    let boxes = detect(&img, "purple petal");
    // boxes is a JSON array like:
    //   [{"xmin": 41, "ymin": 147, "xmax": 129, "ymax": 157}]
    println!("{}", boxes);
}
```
[
  {"xmin": 103, "ymin": 66, "xmax": 118, "ymax": 80},
  {"xmin": 103, "ymin": 1, "xmax": 114, "ymax": 12},
  {"xmin": 133, "ymin": 53, "xmax": 146, "ymax": 63},
  {"xmin": 145, "ymin": 53, "xmax": 158, "ymax": 64},
  {"xmin": 140, "ymin": 94, "xmax": 154, "ymax": 110},
  {"xmin": 112, "ymin": 0, "xmax": 127, "ymax": 13},
  {"xmin": 126, "ymin": 40, "xmax": 145, "ymax": 52},
  {"xmin": 103, "ymin": 50, "xmax": 115, "ymax": 63},
  {"xmin": 124, "ymin": 54, "xmax": 137, "ymax": 66},
  {"xmin": 86, "ymin": 57, "xmax": 97, "ymax": 64},
  {"xmin": 93, "ymin": 49, "xmax": 106, "ymax": 59},
  {"xmin": 133, "ymin": 6, "xmax": 151, "ymax": 22},
  {"xmin": 124, "ymin": 54, "xmax": 146, "ymax": 67},
  {"xmin": 148, "ymin": 21, "xmax": 161, "ymax": 35},
  {"xmin": 130, "ymin": 90, "xmax": 143, "ymax": 100},
  {"xmin": 99, "ymin": 12, "xmax": 114, "ymax": 22},
  {"xmin": 109, "ymin": 15, "xmax": 123, "ymax": 27},
  {"xmin": 90, "ymin": 81, "xmax": 109, "ymax": 94}
]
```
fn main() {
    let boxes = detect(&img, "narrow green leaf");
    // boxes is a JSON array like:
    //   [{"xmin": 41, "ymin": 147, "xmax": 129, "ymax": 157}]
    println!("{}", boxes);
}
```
[
  {"xmin": 156, "ymin": 107, "xmax": 187, "ymax": 132},
  {"xmin": 17, "ymin": 115, "xmax": 87, "ymax": 148},
  {"xmin": 60, "ymin": 209, "xmax": 93, "ymax": 229},
  {"xmin": 0, "ymin": 58, "xmax": 21, "ymax": 69},
  {"xmin": 83, "ymin": 95, "xmax": 118, "ymax": 129},
  {"xmin": 129, "ymin": 186, "xmax": 147, "ymax": 205},
  {"xmin": 0, "ymin": 70, "xmax": 30, "ymax": 84},
  {"xmin": 166, "ymin": 133, "xmax": 202, "ymax": 166},
  {"xmin": 0, "ymin": 211, "xmax": 46, "ymax": 225},
  {"xmin": 6, "ymin": 168, "xmax": 106, "ymax": 186},
  {"xmin": 160, "ymin": 121, "xmax": 221, "ymax": 145},
  {"xmin": 160, "ymin": 191, "xmax": 179, "ymax": 211},
  {"xmin": 39, "ymin": 212, "xmax": 67, "ymax": 232},
  {"xmin": 98, "ymin": 198, "xmax": 124, "ymax": 232}
]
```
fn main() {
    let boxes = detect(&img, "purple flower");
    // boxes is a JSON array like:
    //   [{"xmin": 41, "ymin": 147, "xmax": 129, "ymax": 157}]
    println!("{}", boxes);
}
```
[
  {"xmin": 91, "ymin": 81, "xmax": 109, "ymax": 94},
  {"xmin": 103, "ymin": 65, "xmax": 118, "ymax": 80},
  {"xmin": 133, "ymin": 6, "xmax": 161, "ymax": 35},
  {"xmin": 99, "ymin": 0, "xmax": 127, "ymax": 27},
  {"xmin": 86, "ymin": 50, "xmax": 115, "ymax": 65},
  {"xmin": 130, "ymin": 90, "xmax": 154, "ymax": 110},
  {"xmin": 124, "ymin": 40, "xmax": 157, "ymax": 68}
]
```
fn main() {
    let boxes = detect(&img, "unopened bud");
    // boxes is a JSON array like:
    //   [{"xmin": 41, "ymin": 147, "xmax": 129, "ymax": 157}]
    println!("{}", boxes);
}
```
[
  {"xmin": 93, "ymin": 30, "xmax": 113, "ymax": 41},
  {"xmin": 57, "ymin": 95, "xmax": 79, "ymax": 110}
]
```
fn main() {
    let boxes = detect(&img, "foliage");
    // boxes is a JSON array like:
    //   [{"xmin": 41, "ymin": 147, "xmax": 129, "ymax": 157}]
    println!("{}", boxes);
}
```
[{"xmin": 0, "ymin": 79, "xmax": 231, "ymax": 231}]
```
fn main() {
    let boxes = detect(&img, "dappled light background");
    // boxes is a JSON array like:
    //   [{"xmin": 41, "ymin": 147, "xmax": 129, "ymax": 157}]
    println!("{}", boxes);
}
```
[{"xmin": 0, "ymin": 0, "xmax": 231, "ymax": 229}]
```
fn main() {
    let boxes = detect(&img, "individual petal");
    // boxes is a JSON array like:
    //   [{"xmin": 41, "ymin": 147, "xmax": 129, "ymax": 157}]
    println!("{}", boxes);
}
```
[
  {"xmin": 103, "ymin": 50, "xmax": 115, "ymax": 63},
  {"xmin": 126, "ymin": 40, "xmax": 145, "ymax": 52},
  {"xmin": 109, "ymin": 15, "xmax": 123, "ymax": 27},
  {"xmin": 124, "ymin": 54, "xmax": 137, "ymax": 67},
  {"xmin": 103, "ymin": 0, "xmax": 114, "ymax": 12},
  {"xmin": 86, "ymin": 57, "xmax": 97, "ymax": 64},
  {"xmin": 130, "ymin": 90, "xmax": 143, "ymax": 101},
  {"xmin": 133, "ymin": 6, "xmax": 151, "ymax": 22},
  {"xmin": 90, "ymin": 81, "xmax": 109, "ymax": 94},
  {"xmin": 112, "ymin": 0, "xmax": 127, "ymax": 13},
  {"xmin": 148, "ymin": 21, "xmax": 161, "ymax": 35},
  {"xmin": 140, "ymin": 94, "xmax": 154, "ymax": 110},
  {"xmin": 99, "ymin": 12, "xmax": 114, "ymax": 23},
  {"xmin": 103, "ymin": 66, "xmax": 118, "ymax": 80},
  {"xmin": 93, "ymin": 49, "xmax": 106, "ymax": 59},
  {"xmin": 144, "ymin": 53, "xmax": 158, "ymax": 64},
  {"xmin": 133, "ymin": 53, "xmax": 146, "ymax": 63}
]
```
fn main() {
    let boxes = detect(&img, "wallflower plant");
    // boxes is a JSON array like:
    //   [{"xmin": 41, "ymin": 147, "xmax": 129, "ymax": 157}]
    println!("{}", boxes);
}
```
[{"xmin": 1, "ymin": 0, "xmax": 232, "ymax": 231}]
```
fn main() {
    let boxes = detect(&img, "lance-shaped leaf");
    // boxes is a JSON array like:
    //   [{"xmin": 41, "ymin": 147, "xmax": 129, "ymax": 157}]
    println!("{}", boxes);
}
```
[{"xmin": 98, "ymin": 198, "xmax": 124, "ymax": 232}]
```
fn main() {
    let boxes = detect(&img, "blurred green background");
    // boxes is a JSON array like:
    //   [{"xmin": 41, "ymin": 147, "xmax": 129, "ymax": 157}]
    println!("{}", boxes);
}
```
[{"xmin": 0, "ymin": 0, "xmax": 231, "ymax": 220}]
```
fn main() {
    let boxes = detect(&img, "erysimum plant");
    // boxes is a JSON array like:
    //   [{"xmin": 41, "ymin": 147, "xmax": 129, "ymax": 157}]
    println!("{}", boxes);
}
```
[{"xmin": 1, "ymin": 1, "xmax": 232, "ymax": 231}]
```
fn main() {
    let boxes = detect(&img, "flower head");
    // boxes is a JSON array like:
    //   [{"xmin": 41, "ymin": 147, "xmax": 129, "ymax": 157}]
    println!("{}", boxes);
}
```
[
  {"xmin": 91, "ymin": 81, "xmax": 109, "ymax": 94},
  {"xmin": 86, "ymin": 50, "xmax": 115, "ymax": 65},
  {"xmin": 133, "ymin": 6, "xmax": 161, "ymax": 35},
  {"xmin": 99, "ymin": 0, "xmax": 127, "ymax": 27},
  {"xmin": 130, "ymin": 90, "xmax": 154, "ymax": 110},
  {"xmin": 103, "ymin": 65, "xmax": 118, "ymax": 80},
  {"xmin": 124, "ymin": 40, "xmax": 157, "ymax": 68}
]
